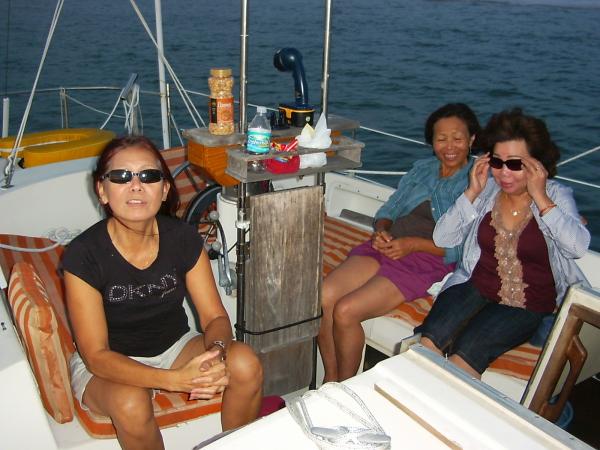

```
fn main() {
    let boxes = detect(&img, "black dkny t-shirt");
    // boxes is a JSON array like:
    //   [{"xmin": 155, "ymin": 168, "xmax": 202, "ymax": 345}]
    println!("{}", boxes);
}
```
[{"xmin": 62, "ymin": 215, "xmax": 204, "ymax": 356}]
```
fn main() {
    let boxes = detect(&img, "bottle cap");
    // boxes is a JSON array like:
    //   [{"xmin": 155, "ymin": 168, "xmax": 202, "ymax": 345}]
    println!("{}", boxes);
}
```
[
  {"xmin": 210, "ymin": 68, "xmax": 232, "ymax": 77},
  {"xmin": 257, "ymin": 106, "xmax": 267, "ymax": 114}
]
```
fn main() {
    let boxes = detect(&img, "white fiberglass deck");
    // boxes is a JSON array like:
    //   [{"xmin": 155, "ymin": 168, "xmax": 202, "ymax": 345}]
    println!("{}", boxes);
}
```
[{"xmin": 199, "ymin": 347, "xmax": 590, "ymax": 449}]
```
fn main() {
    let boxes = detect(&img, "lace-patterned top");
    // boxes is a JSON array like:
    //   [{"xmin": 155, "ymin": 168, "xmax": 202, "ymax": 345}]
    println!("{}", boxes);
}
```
[
  {"xmin": 490, "ymin": 199, "xmax": 533, "ymax": 308},
  {"xmin": 470, "ymin": 194, "xmax": 557, "ymax": 312}
]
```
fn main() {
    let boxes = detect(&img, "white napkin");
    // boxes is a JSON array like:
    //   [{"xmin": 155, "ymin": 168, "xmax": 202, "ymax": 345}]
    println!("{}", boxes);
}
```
[
  {"xmin": 297, "ymin": 113, "xmax": 331, "ymax": 169},
  {"xmin": 296, "ymin": 113, "xmax": 332, "ymax": 149}
]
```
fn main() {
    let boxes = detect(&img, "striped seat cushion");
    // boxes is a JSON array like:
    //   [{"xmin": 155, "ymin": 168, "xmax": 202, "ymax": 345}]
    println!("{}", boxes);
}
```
[
  {"xmin": 161, "ymin": 146, "xmax": 209, "ymax": 217},
  {"xmin": 322, "ymin": 216, "xmax": 541, "ymax": 380},
  {"xmin": 386, "ymin": 296, "xmax": 542, "ymax": 379},
  {"xmin": 1, "ymin": 236, "xmax": 222, "ymax": 437},
  {"xmin": 0, "ymin": 235, "xmax": 70, "ymax": 345},
  {"xmin": 323, "ymin": 216, "xmax": 371, "ymax": 275},
  {"xmin": 75, "ymin": 392, "xmax": 222, "ymax": 439},
  {"xmin": 8, "ymin": 262, "xmax": 74, "ymax": 423}
]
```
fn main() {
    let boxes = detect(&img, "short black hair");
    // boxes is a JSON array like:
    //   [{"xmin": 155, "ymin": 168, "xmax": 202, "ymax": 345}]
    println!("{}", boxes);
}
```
[
  {"xmin": 481, "ymin": 108, "xmax": 560, "ymax": 178},
  {"xmin": 424, "ymin": 103, "xmax": 481, "ymax": 147}
]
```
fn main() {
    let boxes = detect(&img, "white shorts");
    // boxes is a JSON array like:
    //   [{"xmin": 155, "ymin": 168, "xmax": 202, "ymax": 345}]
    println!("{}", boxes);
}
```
[{"xmin": 69, "ymin": 329, "xmax": 201, "ymax": 409}]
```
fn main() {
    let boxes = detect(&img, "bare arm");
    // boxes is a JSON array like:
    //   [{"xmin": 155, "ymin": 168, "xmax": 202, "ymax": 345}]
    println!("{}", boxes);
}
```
[
  {"xmin": 186, "ymin": 250, "xmax": 233, "ymax": 353},
  {"xmin": 65, "ymin": 271, "xmax": 221, "ymax": 393}
]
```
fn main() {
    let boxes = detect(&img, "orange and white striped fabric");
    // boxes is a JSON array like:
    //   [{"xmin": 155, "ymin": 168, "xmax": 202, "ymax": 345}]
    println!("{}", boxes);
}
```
[
  {"xmin": 2, "ymin": 242, "xmax": 224, "ymax": 438},
  {"xmin": 161, "ymin": 146, "xmax": 209, "ymax": 217},
  {"xmin": 8, "ymin": 262, "xmax": 74, "ymax": 423},
  {"xmin": 322, "ymin": 216, "xmax": 542, "ymax": 380},
  {"xmin": 74, "ymin": 391, "xmax": 222, "ymax": 439}
]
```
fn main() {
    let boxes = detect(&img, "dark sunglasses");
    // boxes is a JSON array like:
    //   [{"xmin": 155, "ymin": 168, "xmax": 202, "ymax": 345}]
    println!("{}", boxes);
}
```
[
  {"xmin": 101, "ymin": 169, "xmax": 164, "ymax": 184},
  {"xmin": 488, "ymin": 156, "xmax": 522, "ymax": 171}
]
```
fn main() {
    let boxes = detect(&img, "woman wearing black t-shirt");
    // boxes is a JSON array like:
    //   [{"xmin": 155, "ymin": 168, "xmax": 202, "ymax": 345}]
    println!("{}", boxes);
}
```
[{"xmin": 63, "ymin": 136, "xmax": 262, "ymax": 449}]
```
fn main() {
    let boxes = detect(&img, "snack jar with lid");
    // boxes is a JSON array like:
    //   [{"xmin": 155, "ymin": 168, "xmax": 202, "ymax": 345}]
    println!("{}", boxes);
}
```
[{"xmin": 208, "ymin": 68, "xmax": 235, "ymax": 135}]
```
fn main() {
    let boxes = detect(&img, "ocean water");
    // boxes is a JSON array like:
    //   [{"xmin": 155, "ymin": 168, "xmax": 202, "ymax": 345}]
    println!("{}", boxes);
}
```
[{"xmin": 2, "ymin": 0, "xmax": 600, "ymax": 248}]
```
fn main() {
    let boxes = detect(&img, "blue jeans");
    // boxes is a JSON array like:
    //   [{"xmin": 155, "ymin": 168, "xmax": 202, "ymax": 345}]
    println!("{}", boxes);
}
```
[{"xmin": 415, "ymin": 281, "xmax": 547, "ymax": 374}]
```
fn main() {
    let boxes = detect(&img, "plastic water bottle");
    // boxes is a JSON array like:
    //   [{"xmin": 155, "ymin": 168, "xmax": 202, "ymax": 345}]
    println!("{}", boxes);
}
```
[
  {"xmin": 247, "ymin": 106, "xmax": 271, "ymax": 153},
  {"xmin": 246, "ymin": 106, "xmax": 271, "ymax": 171}
]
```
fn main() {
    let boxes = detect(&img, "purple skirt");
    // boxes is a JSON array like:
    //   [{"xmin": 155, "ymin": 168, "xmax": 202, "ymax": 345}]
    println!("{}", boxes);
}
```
[{"xmin": 348, "ymin": 241, "xmax": 455, "ymax": 302}]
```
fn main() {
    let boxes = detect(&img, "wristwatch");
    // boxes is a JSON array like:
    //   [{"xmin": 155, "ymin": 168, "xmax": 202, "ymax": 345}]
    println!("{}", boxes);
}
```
[{"xmin": 211, "ymin": 340, "xmax": 227, "ymax": 361}]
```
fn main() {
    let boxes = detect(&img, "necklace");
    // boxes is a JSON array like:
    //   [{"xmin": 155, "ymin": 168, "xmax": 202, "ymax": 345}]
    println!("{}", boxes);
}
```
[{"xmin": 502, "ymin": 192, "xmax": 531, "ymax": 217}]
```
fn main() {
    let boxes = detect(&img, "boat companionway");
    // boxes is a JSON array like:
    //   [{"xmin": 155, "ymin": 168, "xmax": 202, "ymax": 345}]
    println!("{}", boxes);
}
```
[{"xmin": 0, "ymin": 128, "xmax": 115, "ymax": 168}]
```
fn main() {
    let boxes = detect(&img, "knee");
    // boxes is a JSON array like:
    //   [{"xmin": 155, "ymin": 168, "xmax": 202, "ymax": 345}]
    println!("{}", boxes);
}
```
[
  {"xmin": 321, "ymin": 278, "xmax": 338, "ymax": 312},
  {"xmin": 109, "ymin": 386, "xmax": 154, "ymax": 433},
  {"xmin": 227, "ymin": 342, "xmax": 263, "ymax": 390},
  {"xmin": 332, "ymin": 300, "xmax": 358, "ymax": 327}
]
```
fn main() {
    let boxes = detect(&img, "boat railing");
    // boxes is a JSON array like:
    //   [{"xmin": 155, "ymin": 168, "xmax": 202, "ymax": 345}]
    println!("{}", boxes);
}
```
[{"xmin": 3, "ymin": 85, "xmax": 600, "ymax": 192}]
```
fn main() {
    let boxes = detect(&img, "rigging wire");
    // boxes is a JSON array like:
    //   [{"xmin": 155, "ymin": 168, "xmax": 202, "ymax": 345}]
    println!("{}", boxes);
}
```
[
  {"xmin": 359, "ymin": 125, "xmax": 428, "ymax": 146},
  {"xmin": 64, "ymin": 93, "xmax": 126, "ymax": 119},
  {"xmin": 169, "ymin": 113, "xmax": 184, "ymax": 146},
  {"xmin": 3, "ymin": 0, "xmax": 64, "ymax": 188},
  {"xmin": 99, "ymin": 94, "xmax": 123, "ymax": 130},
  {"xmin": 128, "ymin": 0, "xmax": 205, "ymax": 128},
  {"xmin": 557, "ymin": 144, "xmax": 600, "ymax": 167}
]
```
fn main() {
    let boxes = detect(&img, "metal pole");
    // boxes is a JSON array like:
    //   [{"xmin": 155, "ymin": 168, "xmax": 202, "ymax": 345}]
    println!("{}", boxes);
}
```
[
  {"xmin": 235, "ymin": 182, "xmax": 248, "ymax": 342},
  {"xmin": 166, "ymin": 82, "xmax": 172, "ymax": 145},
  {"xmin": 239, "ymin": 0, "xmax": 249, "ymax": 133},
  {"xmin": 317, "ymin": 0, "xmax": 332, "ymax": 187},
  {"xmin": 154, "ymin": 0, "xmax": 171, "ymax": 149},
  {"xmin": 320, "ymin": 0, "xmax": 332, "ymax": 120},
  {"xmin": 236, "ymin": 0, "xmax": 250, "ymax": 342},
  {"xmin": 59, "ymin": 87, "xmax": 69, "ymax": 128},
  {"xmin": 2, "ymin": 97, "xmax": 9, "ymax": 138}
]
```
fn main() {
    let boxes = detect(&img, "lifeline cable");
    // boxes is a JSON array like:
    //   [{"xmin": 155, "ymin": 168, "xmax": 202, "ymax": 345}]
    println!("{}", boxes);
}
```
[
  {"xmin": 128, "ymin": 0, "xmax": 205, "ymax": 128},
  {"xmin": 65, "ymin": 93, "xmax": 126, "ymax": 119},
  {"xmin": 2, "ymin": 0, "xmax": 65, "ymax": 188},
  {"xmin": 0, "ymin": 227, "xmax": 80, "ymax": 253}
]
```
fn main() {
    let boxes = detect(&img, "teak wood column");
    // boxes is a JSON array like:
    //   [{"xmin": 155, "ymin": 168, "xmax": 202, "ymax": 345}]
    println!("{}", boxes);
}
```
[{"xmin": 241, "ymin": 186, "xmax": 323, "ymax": 396}]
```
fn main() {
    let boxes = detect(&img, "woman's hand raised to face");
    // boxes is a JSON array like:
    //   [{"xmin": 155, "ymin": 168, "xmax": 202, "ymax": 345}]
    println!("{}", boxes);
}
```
[
  {"xmin": 464, "ymin": 153, "xmax": 490, "ymax": 203},
  {"xmin": 521, "ymin": 156, "xmax": 549, "ymax": 202}
]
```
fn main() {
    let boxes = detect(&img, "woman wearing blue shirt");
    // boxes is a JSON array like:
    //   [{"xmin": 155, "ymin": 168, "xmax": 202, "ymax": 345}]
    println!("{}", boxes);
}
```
[
  {"xmin": 417, "ymin": 109, "xmax": 590, "ymax": 378},
  {"xmin": 318, "ymin": 103, "xmax": 480, "ymax": 382}
]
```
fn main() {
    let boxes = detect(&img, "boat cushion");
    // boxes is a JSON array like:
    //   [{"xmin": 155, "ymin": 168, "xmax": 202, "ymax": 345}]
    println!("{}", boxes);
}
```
[
  {"xmin": 161, "ymin": 146, "xmax": 209, "ymax": 217},
  {"xmin": 322, "ymin": 216, "xmax": 542, "ymax": 380},
  {"xmin": 74, "ymin": 391, "xmax": 222, "ymax": 439},
  {"xmin": 8, "ymin": 262, "xmax": 74, "ymax": 423},
  {"xmin": 1, "ymin": 233, "xmax": 223, "ymax": 437},
  {"xmin": 0, "ymin": 235, "xmax": 69, "ymax": 335}
]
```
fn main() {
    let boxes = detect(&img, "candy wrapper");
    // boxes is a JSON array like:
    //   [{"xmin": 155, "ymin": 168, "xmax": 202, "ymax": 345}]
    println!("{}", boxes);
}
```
[{"xmin": 266, "ymin": 139, "xmax": 300, "ymax": 174}]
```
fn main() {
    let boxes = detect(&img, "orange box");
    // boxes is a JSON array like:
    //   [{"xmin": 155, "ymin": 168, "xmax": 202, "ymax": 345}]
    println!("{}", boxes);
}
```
[{"xmin": 187, "ymin": 139, "xmax": 239, "ymax": 186}]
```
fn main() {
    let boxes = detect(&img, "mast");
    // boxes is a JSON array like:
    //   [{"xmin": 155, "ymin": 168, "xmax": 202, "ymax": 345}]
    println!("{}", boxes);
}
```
[{"xmin": 154, "ymin": 0, "xmax": 170, "ymax": 149}]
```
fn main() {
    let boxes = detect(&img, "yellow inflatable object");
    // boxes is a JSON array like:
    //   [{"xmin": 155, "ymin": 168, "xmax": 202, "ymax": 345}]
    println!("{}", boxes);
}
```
[{"xmin": 0, "ymin": 128, "xmax": 115, "ymax": 167}]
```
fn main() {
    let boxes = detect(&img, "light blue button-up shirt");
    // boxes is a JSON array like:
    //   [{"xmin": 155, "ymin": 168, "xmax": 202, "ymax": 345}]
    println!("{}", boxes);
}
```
[
  {"xmin": 374, "ymin": 156, "xmax": 473, "ymax": 264},
  {"xmin": 433, "ymin": 178, "xmax": 591, "ymax": 307}
]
